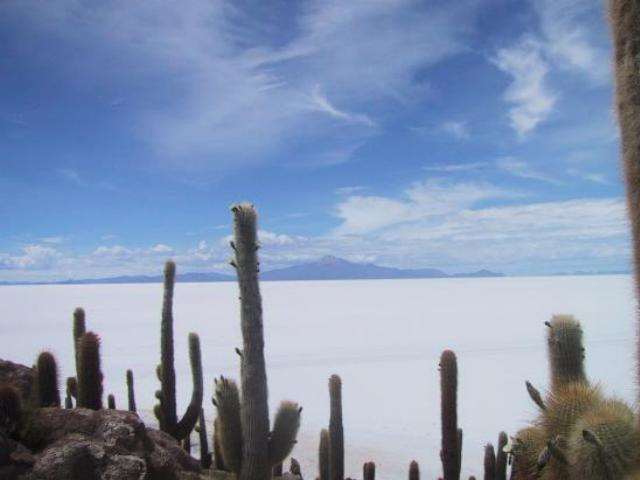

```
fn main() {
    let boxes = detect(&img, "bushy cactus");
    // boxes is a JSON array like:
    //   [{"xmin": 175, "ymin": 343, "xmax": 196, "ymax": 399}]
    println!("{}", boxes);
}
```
[
  {"xmin": 567, "ymin": 400, "xmax": 640, "ymax": 479},
  {"xmin": 319, "ymin": 428, "xmax": 330, "ymax": 480},
  {"xmin": 511, "ymin": 426, "xmax": 546, "ymax": 480},
  {"xmin": 34, "ymin": 351, "xmax": 60, "ymax": 407},
  {"xmin": 126, "ymin": 369, "xmax": 136, "ymax": 413},
  {"xmin": 363, "ymin": 461, "xmax": 375, "ymax": 480},
  {"xmin": 76, "ymin": 331, "xmax": 103, "ymax": 410},
  {"xmin": 0, "ymin": 384, "xmax": 22, "ymax": 435},
  {"xmin": 541, "ymin": 382, "xmax": 603, "ymax": 440},
  {"xmin": 211, "ymin": 204, "xmax": 302, "ymax": 480},
  {"xmin": 154, "ymin": 261, "xmax": 203, "ymax": 441},
  {"xmin": 329, "ymin": 374, "xmax": 344, "ymax": 480},
  {"xmin": 545, "ymin": 315, "xmax": 586, "ymax": 391},
  {"xmin": 409, "ymin": 460, "xmax": 420, "ymax": 480},
  {"xmin": 440, "ymin": 349, "xmax": 461, "ymax": 480}
]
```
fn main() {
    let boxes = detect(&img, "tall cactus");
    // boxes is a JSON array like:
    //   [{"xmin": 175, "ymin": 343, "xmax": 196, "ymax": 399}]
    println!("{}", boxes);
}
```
[
  {"xmin": 329, "ymin": 374, "xmax": 344, "ymax": 480},
  {"xmin": 495, "ymin": 431, "xmax": 508, "ymax": 480},
  {"xmin": 126, "ymin": 369, "xmax": 136, "ymax": 413},
  {"xmin": 154, "ymin": 260, "xmax": 203, "ymax": 441},
  {"xmin": 409, "ymin": 461, "xmax": 420, "ymax": 480},
  {"xmin": 197, "ymin": 408, "xmax": 212, "ymax": 469},
  {"xmin": 76, "ymin": 332, "xmax": 103, "ymax": 410},
  {"xmin": 319, "ymin": 428, "xmax": 330, "ymax": 480},
  {"xmin": 34, "ymin": 351, "xmax": 60, "ymax": 407},
  {"xmin": 212, "ymin": 204, "xmax": 301, "ymax": 480},
  {"xmin": 546, "ymin": 315, "xmax": 586, "ymax": 391},
  {"xmin": 440, "ymin": 350, "xmax": 460, "ymax": 480},
  {"xmin": 609, "ymin": 0, "xmax": 640, "ymax": 416}
]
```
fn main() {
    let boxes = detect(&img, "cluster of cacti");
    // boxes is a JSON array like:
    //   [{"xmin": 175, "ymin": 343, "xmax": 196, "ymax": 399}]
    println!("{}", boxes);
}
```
[
  {"xmin": 211, "ymin": 204, "xmax": 302, "ymax": 480},
  {"xmin": 153, "ymin": 260, "xmax": 204, "ymax": 442},
  {"xmin": 510, "ymin": 315, "xmax": 640, "ymax": 480}
]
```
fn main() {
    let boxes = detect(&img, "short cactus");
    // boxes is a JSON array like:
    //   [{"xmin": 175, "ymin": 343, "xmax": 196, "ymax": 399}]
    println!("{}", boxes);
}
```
[
  {"xmin": 0, "ymin": 384, "xmax": 22, "ymax": 435},
  {"xmin": 363, "ymin": 461, "xmax": 375, "ymax": 480},
  {"xmin": 76, "ymin": 331, "xmax": 103, "ymax": 410},
  {"xmin": 154, "ymin": 263, "xmax": 203, "ymax": 441},
  {"xmin": 126, "ymin": 369, "xmax": 136, "ymax": 413},
  {"xmin": 440, "ymin": 349, "xmax": 461, "ymax": 480},
  {"xmin": 319, "ymin": 428, "xmax": 330, "ymax": 480},
  {"xmin": 545, "ymin": 315, "xmax": 586, "ymax": 391},
  {"xmin": 329, "ymin": 374, "xmax": 344, "ymax": 480},
  {"xmin": 495, "ymin": 431, "xmax": 508, "ymax": 480},
  {"xmin": 483, "ymin": 443, "xmax": 495, "ymax": 480},
  {"xmin": 213, "ymin": 376, "xmax": 243, "ymax": 473},
  {"xmin": 409, "ymin": 460, "xmax": 420, "ymax": 480},
  {"xmin": 34, "ymin": 351, "xmax": 60, "ymax": 407},
  {"xmin": 107, "ymin": 394, "xmax": 115, "ymax": 410}
]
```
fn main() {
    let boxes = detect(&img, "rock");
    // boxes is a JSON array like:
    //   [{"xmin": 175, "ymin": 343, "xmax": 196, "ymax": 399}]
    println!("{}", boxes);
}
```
[{"xmin": 0, "ymin": 359, "xmax": 34, "ymax": 401}]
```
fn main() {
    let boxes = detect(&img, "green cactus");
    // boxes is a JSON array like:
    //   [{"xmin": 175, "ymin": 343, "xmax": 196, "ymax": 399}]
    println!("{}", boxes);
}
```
[
  {"xmin": 329, "ymin": 373, "xmax": 344, "ymax": 480},
  {"xmin": 363, "ymin": 461, "xmax": 375, "ymax": 480},
  {"xmin": 484, "ymin": 443, "xmax": 496, "ymax": 480},
  {"xmin": 440, "ymin": 349, "xmax": 461, "ymax": 480},
  {"xmin": 496, "ymin": 431, "xmax": 508, "ymax": 480},
  {"xmin": 34, "ymin": 351, "xmax": 60, "ymax": 407},
  {"xmin": 154, "ymin": 262, "xmax": 203, "ymax": 441},
  {"xmin": 213, "ymin": 204, "xmax": 301, "ymax": 480},
  {"xmin": 126, "ymin": 369, "xmax": 136, "ymax": 413},
  {"xmin": 319, "ymin": 428, "xmax": 330, "ymax": 480},
  {"xmin": 545, "ymin": 315, "xmax": 586, "ymax": 391},
  {"xmin": 76, "ymin": 331, "xmax": 103, "ymax": 410},
  {"xmin": 0, "ymin": 384, "xmax": 22, "ymax": 435},
  {"xmin": 107, "ymin": 394, "xmax": 115, "ymax": 410},
  {"xmin": 568, "ymin": 400, "xmax": 640, "ymax": 479},
  {"xmin": 409, "ymin": 460, "xmax": 419, "ymax": 480},
  {"xmin": 541, "ymin": 382, "xmax": 603, "ymax": 440}
]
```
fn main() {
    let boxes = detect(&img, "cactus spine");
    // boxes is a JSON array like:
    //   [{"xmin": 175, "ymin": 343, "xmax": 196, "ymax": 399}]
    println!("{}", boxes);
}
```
[
  {"xmin": 363, "ymin": 461, "xmax": 375, "ymax": 480},
  {"xmin": 126, "ymin": 369, "xmax": 136, "ymax": 413},
  {"xmin": 76, "ymin": 332, "xmax": 103, "ymax": 410},
  {"xmin": 409, "ymin": 460, "xmax": 420, "ymax": 480},
  {"xmin": 155, "ymin": 260, "xmax": 203, "ymax": 440},
  {"xmin": 319, "ymin": 428, "xmax": 330, "ymax": 480},
  {"xmin": 34, "ymin": 351, "xmax": 60, "ymax": 407},
  {"xmin": 440, "ymin": 350, "xmax": 460, "ymax": 480},
  {"xmin": 329, "ymin": 374, "xmax": 344, "ymax": 480},
  {"xmin": 483, "ymin": 444, "xmax": 495, "ymax": 480},
  {"xmin": 546, "ymin": 315, "xmax": 586, "ymax": 391}
]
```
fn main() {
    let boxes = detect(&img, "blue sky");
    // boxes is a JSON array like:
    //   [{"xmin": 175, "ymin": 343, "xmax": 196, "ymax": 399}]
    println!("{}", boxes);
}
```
[{"xmin": 0, "ymin": 0, "xmax": 629, "ymax": 281}]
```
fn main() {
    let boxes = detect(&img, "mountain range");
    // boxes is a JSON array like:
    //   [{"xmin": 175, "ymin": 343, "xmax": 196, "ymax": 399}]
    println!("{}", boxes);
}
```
[{"xmin": 0, "ymin": 256, "xmax": 503, "ymax": 285}]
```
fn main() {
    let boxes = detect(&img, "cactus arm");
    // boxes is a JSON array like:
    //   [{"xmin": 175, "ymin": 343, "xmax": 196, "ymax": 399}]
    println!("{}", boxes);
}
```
[
  {"xmin": 231, "ymin": 204, "xmax": 271, "ymax": 480},
  {"xmin": 268, "ymin": 401, "xmax": 301, "ymax": 466},
  {"xmin": 213, "ymin": 376, "xmax": 243, "ymax": 473},
  {"xmin": 174, "ymin": 332, "xmax": 204, "ymax": 439},
  {"xmin": 546, "ymin": 315, "xmax": 587, "ymax": 390},
  {"xmin": 319, "ymin": 429, "xmax": 330, "ymax": 480},
  {"xmin": 198, "ymin": 408, "xmax": 212, "ymax": 469},
  {"xmin": 525, "ymin": 381, "xmax": 546, "ymax": 411}
]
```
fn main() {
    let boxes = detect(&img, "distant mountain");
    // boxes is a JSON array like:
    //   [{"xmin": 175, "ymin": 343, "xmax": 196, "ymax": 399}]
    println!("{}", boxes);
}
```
[
  {"xmin": 0, "ymin": 256, "xmax": 503, "ymax": 285},
  {"xmin": 260, "ymin": 256, "xmax": 503, "ymax": 281}
]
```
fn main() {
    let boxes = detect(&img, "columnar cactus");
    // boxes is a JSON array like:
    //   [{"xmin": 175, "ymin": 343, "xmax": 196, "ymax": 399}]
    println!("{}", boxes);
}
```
[
  {"xmin": 197, "ymin": 408, "xmax": 212, "ymax": 469},
  {"xmin": 546, "ymin": 315, "xmax": 586, "ymax": 391},
  {"xmin": 440, "ymin": 350, "xmax": 460, "ymax": 480},
  {"xmin": 76, "ymin": 332, "xmax": 103, "ymax": 410},
  {"xmin": 495, "ymin": 431, "xmax": 508, "ymax": 480},
  {"xmin": 483, "ymin": 444, "xmax": 495, "ymax": 480},
  {"xmin": 409, "ymin": 461, "xmax": 419, "ymax": 480},
  {"xmin": 73, "ymin": 307, "xmax": 86, "ymax": 359},
  {"xmin": 34, "ymin": 351, "xmax": 60, "ymax": 407},
  {"xmin": 319, "ymin": 428, "xmax": 330, "ymax": 480},
  {"xmin": 0, "ymin": 384, "xmax": 21, "ymax": 435},
  {"xmin": 66, "ymin": 377, "xmax": 77, "ymax": 403},
  {"xmin": 213, "ymin": 417, "xmax": 226, "ymax": 471},
  {"xmin": 363, "ymin": 462, "xmax": 375, "ymax": 480},
  {"xmin": 329, "ymin": 374, "xmax": 344, "ymax": 480},
  {"xmin": 154, "ymin": 260, "xmax": 203, "ymax": 441},
  {"xmin": 126, "ymin": 369, "xmax": 136, "ymax": 413},
  {"xmin": 609, "ymin": 0, "xmax": 640, "ymax": 416},
  {"xmin": 212, "ymin": 204, "xmax": 301, "ymax": 480},
  {"xmin": 107, "ymin": 394, "xmax": 116, "ymax": 410}
]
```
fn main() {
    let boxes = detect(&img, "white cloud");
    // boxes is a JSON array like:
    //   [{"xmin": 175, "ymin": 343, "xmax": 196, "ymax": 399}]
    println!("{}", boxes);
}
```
[
  {"xmin": 440, "ymin": 120, "xmax": 470, "ymax": 139},
  {"xmin": 423, "ymin": 162, "xmax": 490, "ymax": 173},
  {"xmin": 40, "ymin": 236, "xmax": 64, "ymax": 244},
  {"xmin": 308, "ymin": 85, "xmax": 375, "ymax": 127},
  {"xmin": 493, "ymin": 38, "xmax": 557, "ymax": 136},
  {"xmin": 149, "ymin": 244, "xmax": 173, "ymax": 254},
  {"xmin": 496, "ymin": 157, "xmax": 561, "ymax": 184},
  {"xmin": 0, "ymin": 245, "xmax": 62, "ymax": 270},
  {"xmin": 335, "ymin": 186, "xmax": 367, "ymax": 195}
]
